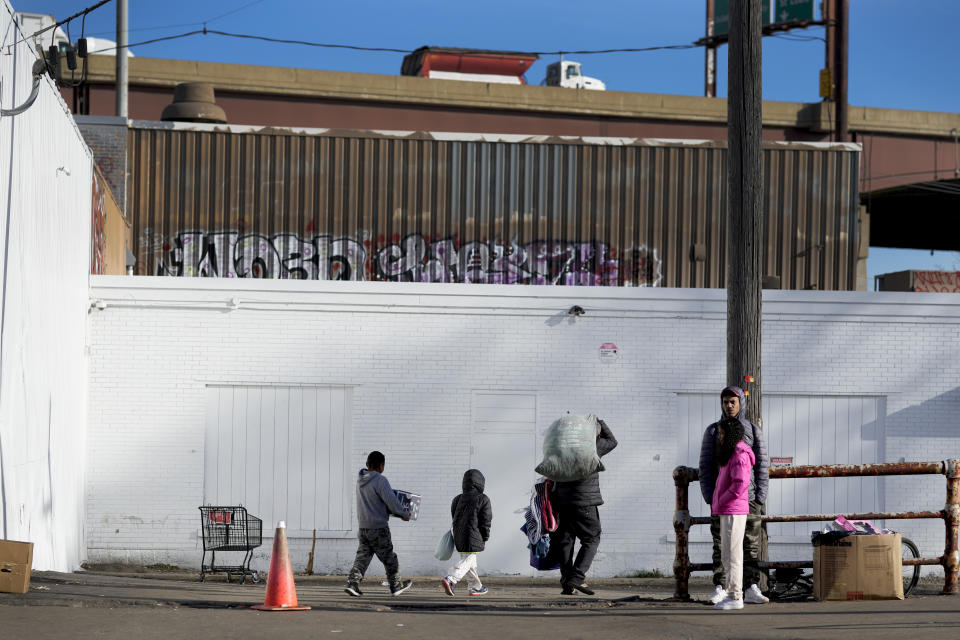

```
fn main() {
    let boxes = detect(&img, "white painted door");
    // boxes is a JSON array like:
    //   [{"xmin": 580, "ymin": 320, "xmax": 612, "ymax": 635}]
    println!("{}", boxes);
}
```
[
  {"xmin": 677, "ymin": 393, "xmax": 885, "ymax": 542},
  {"xmin": 470, "ymin": 391, "xmax": 538, "ymax": 576}
]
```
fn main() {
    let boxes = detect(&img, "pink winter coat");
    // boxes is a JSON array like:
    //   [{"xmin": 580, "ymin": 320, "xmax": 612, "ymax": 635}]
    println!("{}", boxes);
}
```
[{"xmin": 711, "ymin": 441, "xmax": 756, "ymax": 515}]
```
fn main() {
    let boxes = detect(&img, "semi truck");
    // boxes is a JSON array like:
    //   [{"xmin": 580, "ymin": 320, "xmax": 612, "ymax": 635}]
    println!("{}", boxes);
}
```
[
  {"xmin": 543, "ymin": 60, "xmax": 606, "ymax": 90},
  {"xmin": 400, "ymin": 47, "xmax": 605, "ymax": 90},
  {"xmin": 401, "ymin": 46, "xmax": 538, "ymax": 85}
]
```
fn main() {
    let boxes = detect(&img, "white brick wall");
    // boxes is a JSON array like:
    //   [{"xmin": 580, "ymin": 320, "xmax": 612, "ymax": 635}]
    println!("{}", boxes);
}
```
[{"xmin": 86, "ymin": 277, "xmax": 960, "ymax": 577}]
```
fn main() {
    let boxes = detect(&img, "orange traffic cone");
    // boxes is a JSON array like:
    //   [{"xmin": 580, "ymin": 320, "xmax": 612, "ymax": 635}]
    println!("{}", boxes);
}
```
[{"xmin": 251, "ymin": 521, "xmax": 311, "ymax": 611}]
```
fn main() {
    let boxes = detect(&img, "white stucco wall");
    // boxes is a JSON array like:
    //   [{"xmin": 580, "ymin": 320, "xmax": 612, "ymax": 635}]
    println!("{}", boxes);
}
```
[
  {"xmin": 0, "ymin": 3, "xmax": 92, "ymax": 570},
  {"xmin": 86, "ymin": 277, "xmax": 960, "ymax": 578}
]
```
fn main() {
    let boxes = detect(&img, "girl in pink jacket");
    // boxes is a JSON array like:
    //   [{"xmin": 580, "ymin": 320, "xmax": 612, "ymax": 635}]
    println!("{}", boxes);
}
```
[{"xmin": 711, "ymin": 417, "xmax": 755, "ymax": 610}]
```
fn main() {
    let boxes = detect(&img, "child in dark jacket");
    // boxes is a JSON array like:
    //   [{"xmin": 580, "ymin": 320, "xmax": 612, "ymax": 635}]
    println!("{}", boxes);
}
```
[{"xmin": 441, "ymin": 469, "xmax": 492, "ymax": 596}]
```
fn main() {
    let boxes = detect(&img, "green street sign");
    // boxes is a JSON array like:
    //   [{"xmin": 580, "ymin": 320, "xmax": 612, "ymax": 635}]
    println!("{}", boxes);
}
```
[
  {"xmin": 713, "ymin": 0, "xmax": 815, "ymax": 37},
  {"xmin": 773, "ymin": 0, "xmax": 816, "ymax": 24}
]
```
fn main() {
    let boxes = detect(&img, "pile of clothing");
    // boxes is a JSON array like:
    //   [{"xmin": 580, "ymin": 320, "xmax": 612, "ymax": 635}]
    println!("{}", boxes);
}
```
[{"xmin": 521, "ymin": 478, "xmax": 560, "ymax": 570}]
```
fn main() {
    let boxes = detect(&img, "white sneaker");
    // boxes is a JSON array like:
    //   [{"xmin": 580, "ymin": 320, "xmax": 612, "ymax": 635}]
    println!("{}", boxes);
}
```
[
  {"xmin": 709, "ymin": 585, "xmax": 728, "ymax": 604},
  {"xmin": 714, "ymin": 596, "xmax": 744, "ymax": 610},
  {"xmin": 744, "ymin": 584, "xmax": 769, "ymax": 604}
]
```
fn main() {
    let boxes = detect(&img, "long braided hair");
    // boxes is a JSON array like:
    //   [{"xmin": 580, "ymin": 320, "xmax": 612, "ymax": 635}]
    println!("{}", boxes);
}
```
[{"xmin": 715, "ymin": 417, "xmax": 745, "ymax": 466}]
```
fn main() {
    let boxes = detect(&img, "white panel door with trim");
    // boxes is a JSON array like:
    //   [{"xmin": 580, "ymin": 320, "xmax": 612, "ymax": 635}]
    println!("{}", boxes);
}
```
[
  {"xmin": 676, "ymin": 393, "xmax": 884, "ymax": 542},
  {"xmin": 204, "ymin": 385, "xmax": 353, "ymax": 537},
  {"xmin": 470, "ymin": 391, "xmax": 538, "ymax": 576}
]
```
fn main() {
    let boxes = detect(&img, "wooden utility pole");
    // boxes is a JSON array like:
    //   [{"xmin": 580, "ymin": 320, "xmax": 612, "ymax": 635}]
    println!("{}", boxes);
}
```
[
  {"xmin": 824, "ymin": 0, "xmax": 849, "ymax": 142},
  {"xmin": 726, "ymin": 0, "xmax": 763, "ymax": 425},
  {"xmin": 835, "ymin": 0, "xmax": 849, "ymax": 142}
]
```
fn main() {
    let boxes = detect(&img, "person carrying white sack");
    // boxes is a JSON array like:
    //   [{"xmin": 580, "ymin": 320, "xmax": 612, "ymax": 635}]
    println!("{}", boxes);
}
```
[
  {"xmin": 441, "ymin": 469, "xmax": 492, "ymax": 596},
  {"xmin": 540, "ymin": 416, "xmax": 617, "ymax": 595}
]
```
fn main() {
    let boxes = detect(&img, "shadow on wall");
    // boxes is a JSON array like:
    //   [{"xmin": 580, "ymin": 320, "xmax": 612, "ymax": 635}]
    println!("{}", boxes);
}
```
[
  {"xmin": 544, "ymin": 306, "xmax": 585, "ymax": 327},
  {"xmin": 884, "ymin": 386, "xmax": 960, "ymax": 441},
  {"xmin": 875, "ymin": 387, "xmax": 960, "ymax": 565}
]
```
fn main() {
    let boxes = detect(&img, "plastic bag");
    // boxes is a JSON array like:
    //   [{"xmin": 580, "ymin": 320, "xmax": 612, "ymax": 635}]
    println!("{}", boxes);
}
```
[
  {"xmin": 434, "ymin": 529, "xmax": 455, "ymax": 561},
  {"xmin": 534, "ymin": 414, "xmax": 604, "ymax": 482}
]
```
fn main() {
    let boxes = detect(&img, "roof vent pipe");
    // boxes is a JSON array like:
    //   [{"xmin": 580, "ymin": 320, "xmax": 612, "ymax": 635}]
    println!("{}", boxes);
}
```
[{"xmin": 161, "ymin": 82, "xmax": 227, "ymax": 124}]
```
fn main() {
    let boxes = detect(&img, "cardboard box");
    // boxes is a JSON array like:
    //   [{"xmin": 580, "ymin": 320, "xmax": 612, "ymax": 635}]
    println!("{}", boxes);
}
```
[
  {"xmin": 814, "ymin": 532, "xmax": 903, "ymax": 601},
  {"xmin": 0, "ymin": 539, "xmax": 34, "ymax": 594}
]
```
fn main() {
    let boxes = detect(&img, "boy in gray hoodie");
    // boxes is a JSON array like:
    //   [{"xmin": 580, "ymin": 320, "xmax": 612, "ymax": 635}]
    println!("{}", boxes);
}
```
[{"xmin": 344, "ymin": 451, "xmax": 412, "ymax": 596}]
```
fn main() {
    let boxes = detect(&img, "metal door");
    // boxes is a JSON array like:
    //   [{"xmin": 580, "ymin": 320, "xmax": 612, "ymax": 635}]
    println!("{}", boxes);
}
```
[{"xmin": 469, "ymin": 391, "xmax": 538, "ymax": 575}]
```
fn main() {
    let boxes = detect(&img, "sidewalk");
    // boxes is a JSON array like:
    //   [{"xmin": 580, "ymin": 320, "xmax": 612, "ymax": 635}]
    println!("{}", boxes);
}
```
[
  {"xmin": 4, "ymin": 569, "xmax": 684, "ymax": 609},
  {"xmin": 2, "ymin": 570, "xmax": 957, "ymax": 640},
  {"xmin": 2, "ymin": 568, "xmax": 947, "ymax": 608}
]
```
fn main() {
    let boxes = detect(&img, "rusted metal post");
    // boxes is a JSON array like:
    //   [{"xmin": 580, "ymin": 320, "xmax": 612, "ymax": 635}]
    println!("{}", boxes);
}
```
[
  {"xmin": 943, "ymin": 459, "xmax": 960, "ymax": 594},
  {"xmin": 672, "ymin": 466, "xmax": 696, "ymax": 600},
  {"xmin": 770, "ymin": 460, "xmax": 943, "ymax": 479}
]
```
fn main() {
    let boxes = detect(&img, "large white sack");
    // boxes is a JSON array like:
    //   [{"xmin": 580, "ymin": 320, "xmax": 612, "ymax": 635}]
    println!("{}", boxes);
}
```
[{"xmin": 535, "ymin": 414, "xmax": 604, "ymax": 482}]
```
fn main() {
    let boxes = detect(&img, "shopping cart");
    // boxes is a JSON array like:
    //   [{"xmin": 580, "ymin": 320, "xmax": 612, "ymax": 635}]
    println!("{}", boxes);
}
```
[{"xmin": 199, "ymin": 506, "xmax": 263, "ymax": 583}]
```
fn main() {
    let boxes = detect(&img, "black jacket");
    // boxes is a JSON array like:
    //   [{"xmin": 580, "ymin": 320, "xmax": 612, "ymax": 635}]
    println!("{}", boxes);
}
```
[
  {"xmin": 550, "ymin": 419, "xmax": 618, "ymax": 507},
  {"xmin": 451, "ymin": 469, "xmax": 492, "ymax": 552}
]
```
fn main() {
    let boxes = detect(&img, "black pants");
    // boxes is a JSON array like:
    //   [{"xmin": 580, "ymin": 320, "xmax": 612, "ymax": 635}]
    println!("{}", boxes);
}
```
[
  {"xmin": 552, "ymin": 504, "xmax": 601, "ymax": 585},
  {"xmin": 710, "ymin": 500, "xmax": 763, "ymax": 587},
  {"xmin": 348, "ymin": 527, "xmax": 400, "ymax": 586}
]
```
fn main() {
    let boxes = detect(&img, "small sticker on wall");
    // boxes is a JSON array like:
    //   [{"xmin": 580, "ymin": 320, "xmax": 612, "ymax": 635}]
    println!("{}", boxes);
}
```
[
  {"xmin": 771, "ymin": 457, "xmax": 793, "ymax": 466},
  {"xmin": 599, "ymin": 342, "xmax": 619, "ymax": 363}
]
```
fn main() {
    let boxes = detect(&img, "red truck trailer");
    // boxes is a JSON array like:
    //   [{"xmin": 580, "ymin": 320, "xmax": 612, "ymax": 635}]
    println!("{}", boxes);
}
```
[{"xmin": 400, "ymin": 46, "xmax": 539, "ymax": 84}]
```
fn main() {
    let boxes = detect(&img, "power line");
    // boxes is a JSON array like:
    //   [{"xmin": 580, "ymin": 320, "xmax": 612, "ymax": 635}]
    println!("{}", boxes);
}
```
[
  {"xmin": 84, "ymin": 22, "xmax": 202, "ymax": 36},
  {"xmin": 89, "ymin": 29, "xmax": 205, "ymax": 54},
  {"xmin": 6, "ymin": 0, "xmax": 113, "ymax": 52},
  {"xmin": 88, "ymin": 27, "xmax": 709, "ymax": 56},
  {"xmin": 80, "ymin": 0, "xmax": 274, "ymax": 38},
  {"xmin": 771, "ymin": 32, "xmax": 825, "ymax": 43},
  {"xmin": 11, "ymin": 2, "xmax": 835, "ymax": 60},
  {"xmin": 202, "ymin": 0, "xmax": 268, "ymax": 27},
  {"xmin": 205, "ymin": 29, "xmax": 413, "ymax": 53}
]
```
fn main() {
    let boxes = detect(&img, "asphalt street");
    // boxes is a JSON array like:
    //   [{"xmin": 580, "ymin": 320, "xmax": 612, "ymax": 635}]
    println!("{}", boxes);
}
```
[{"xmin": 2, "ymin": 571, "xmax": 958, "ymax": 639}]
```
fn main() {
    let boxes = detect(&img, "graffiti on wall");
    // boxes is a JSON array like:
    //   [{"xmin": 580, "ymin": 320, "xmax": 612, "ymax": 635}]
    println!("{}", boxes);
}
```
[
  {"xmin": 913, "ymin": 271, "xmax": 960, "ymax": 293},
  {"xmin": 91, "ymin": 172, "xmax": 106, "ymax": 275},
  {"xmin": 152, "ymin": 231, "xmax": 367, "ymax": 280},
  {"xmin": 148, "ymin": 230, "xmax": 663, "ymax": 287}
]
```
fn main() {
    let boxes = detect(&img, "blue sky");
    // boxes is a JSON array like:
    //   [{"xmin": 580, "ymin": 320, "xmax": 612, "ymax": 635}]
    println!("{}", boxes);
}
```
[{"xmin": 13, "ymin": 0, "xmax": 960, "ymax": 285}]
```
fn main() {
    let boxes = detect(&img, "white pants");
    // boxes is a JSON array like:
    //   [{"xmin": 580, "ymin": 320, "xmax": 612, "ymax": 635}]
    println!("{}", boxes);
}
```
[
  {"xmin": 719, "ymin": 514, "xmax": 747, "ymax": 600},
  {"xmin": 447, "ymin": 552, "xmax": 482, "ymax": 589}
]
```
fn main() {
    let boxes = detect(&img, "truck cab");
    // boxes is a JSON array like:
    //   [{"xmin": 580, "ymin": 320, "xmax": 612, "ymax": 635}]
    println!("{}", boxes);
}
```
[{"xmin": 544, "ymin": 60, "xmax": 606, "ymax": 91}]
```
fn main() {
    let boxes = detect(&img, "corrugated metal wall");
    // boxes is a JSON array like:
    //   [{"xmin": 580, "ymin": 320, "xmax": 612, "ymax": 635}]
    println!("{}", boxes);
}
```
[
  {"xmin": 128, "ymin": 127, "xmax": 859, "ymax": 289},
  {"xmin": 1, "ymin": 0, "xmax": 93, "ymax": 571}
]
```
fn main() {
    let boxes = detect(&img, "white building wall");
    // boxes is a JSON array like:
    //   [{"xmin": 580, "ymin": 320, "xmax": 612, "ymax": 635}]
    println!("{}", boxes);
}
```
[
  {"xmin": 0, "ymin": 2, "xmax": 92, "ymax": 570},
  {"xmin": 86, "ymin": 278, "xmax": 960, "ymax": 578}
]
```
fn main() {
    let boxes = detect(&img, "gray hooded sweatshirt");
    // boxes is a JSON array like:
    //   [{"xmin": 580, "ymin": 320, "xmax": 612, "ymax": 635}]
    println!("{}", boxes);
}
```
[
  {"xmin": 356, "ymin": 469, "xmax": 408, "ymax": 529},
  {"xmin": 698, "ymin": 386, "xmax": 769, "ymax": 506}
]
